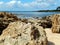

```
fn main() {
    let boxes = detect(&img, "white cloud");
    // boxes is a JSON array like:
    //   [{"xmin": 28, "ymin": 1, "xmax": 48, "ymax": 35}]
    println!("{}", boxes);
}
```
[
  {"xmin": 39, "ymin": 2, "xmax": 50, "ymax": 8},
  {"xmin": 0, "ymin": 0, "xmax": 59, "ymax": 11},
  {"xmin": 17, "ymin": 1, "xmax": 22, "ymax": 5},
  {"xmin": 6, "ymin": 0, "xmax": 16, "ymax": 7},
  {"xmin": 23, "ymin": 3, "xmax": 29, "ymax": 7},
  {"xmin": 0, "ymin": 2, "xmax": 4, "ymax": 5},
  {"xmin": 20, "ymin": 0, "xmax": 50, "ymax": 8},
  {"xmin": 0, "ymin": 2, "xmax": 4, "ymax": 8},
  {"xmin": 17, "ymin": 1, "xmax": 24, "ymax": 7},
  {"xmin": 0, "ymin": 0, "xmax": 52, "ymax": 8},
  {"xmin": 17, "ymin": 1, "xmax": 31, "ymax": 8}
]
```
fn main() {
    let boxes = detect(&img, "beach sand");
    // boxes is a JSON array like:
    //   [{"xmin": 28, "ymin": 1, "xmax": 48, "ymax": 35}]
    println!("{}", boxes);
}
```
[{"xmin": 45, "ymin": 28, "xmax": 60, "ymax": 45}]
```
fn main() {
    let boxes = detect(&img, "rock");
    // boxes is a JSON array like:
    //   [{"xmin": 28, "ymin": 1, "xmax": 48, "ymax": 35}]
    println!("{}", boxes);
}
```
[
  {"xmin": 37, "ymin": 16, "xmax": 52, "ymax": 28},
  {"xmin": 0, "ymin": 21, "xmax": 47, "ymax": 45},
  {"xmin": 21, "ymin": 18, "xmax": 28, "ymax": 23},
  {"xmin": 52, "ymin": 14, "xmax": 60, "ymax": 33},
  {"xmin": 28, "ymin": 18, "xmax": 41, "ymax": 26},
  {"xmin": 28, "ymin": 16, "xmax": 52, "ymax": 28},
  {"xmin": 0, "ymin": 12, "xmax": 19, "ymax": 35}
]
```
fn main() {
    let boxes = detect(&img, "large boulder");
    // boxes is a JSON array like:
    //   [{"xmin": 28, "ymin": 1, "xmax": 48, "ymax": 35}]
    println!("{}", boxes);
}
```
[
  {"xmin": 52, "ymin": 14, "xmax": 60, "ymax": 33},
  {"xmin": 0, "ymin": 21, "xmax": 47, "ymax": 45},
  {"xmin": 0, "ymin": 12, "xmax": 19, "ymax": 35}
]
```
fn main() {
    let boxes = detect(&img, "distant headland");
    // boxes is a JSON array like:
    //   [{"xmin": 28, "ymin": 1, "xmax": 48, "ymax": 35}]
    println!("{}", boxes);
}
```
[{"xmin": 37, "ymin": 7, "xmax": 60, "ymax": 12}]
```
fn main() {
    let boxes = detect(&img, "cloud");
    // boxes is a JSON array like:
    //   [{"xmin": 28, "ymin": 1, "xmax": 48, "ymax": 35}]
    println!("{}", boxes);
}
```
[
  {"xmin": 0, "ymin": 0, "xmax": 59, "ymax": 11},
  {"xmin": 23, "ymin": 3, "xmax": 30, "ymax": 7},
  {"xmin": 19, "ymin": 0, "xmax": 50, "ymax": 8},
  {"xmin": 20, "ymin": 0, "xmax": 57, "ymax": 9},
  {"xmin": 17, "ymin": 1, "xmax": 32, "ymax": 8},
  {"xmin": 0, "ymin": 0, "xmax": 57, "ymax": 8},
  {"xmin": 0, "ymin": 2, "xmax": 4, "ymax": 8},
  {"xmin": 17, "ymin": 1, "xmax": 23, "ymax": 7},
  {"xmin": 0, "ymin": 2, "xmax": 4, "ymax": 5},
  {"xmin": 6, "ymin": 0, "xmax": 16, "ymax": 7},
  {"xmin": 14, "ymin": 0, "xmax": 50, "ymax": 8}
]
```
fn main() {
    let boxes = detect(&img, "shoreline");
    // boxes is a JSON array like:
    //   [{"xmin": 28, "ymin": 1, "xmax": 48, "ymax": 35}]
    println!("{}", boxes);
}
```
[{"xmin": 0, "ymin": 10, "xmax": 60, "ymax": 12}]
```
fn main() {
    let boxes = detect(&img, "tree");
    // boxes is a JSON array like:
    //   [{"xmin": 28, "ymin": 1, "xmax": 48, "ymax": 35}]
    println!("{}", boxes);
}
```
[{"xmin": 56, "ymin": 7, "xmax": 60, "ymax": 10}]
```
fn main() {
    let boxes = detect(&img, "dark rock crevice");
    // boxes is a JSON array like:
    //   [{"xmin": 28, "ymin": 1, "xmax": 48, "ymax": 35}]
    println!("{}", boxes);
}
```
[
  {"xmin": 38, "ymin": 16, "xmax": 52, "ymax": 28},
  {"xmin": 31, "ymin": 26, "xmax": 40, "ymax": 40}
]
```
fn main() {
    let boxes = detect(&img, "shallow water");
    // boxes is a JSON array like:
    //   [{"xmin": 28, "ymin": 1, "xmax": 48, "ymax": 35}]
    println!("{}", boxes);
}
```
[{"xmin": 8, "ymin": 11, "xmax": 60, "ymax": 18}]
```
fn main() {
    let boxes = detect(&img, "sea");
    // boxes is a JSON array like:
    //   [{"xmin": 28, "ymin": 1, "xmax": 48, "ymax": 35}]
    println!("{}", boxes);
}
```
[{"xmin": 7, "ymin": 11, "xmax": 60, "ymax": 19}]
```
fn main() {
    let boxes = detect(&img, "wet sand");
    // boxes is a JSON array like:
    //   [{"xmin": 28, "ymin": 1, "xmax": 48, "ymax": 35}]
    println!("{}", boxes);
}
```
[{"xmin": 45, "ymin": 28, "xmax": 60, "ymax": 45}]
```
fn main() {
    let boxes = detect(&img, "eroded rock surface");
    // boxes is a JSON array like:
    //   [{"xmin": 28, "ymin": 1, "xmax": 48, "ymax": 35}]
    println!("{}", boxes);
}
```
[
  {"xmin": 37, "ymin": 16, "xmax": 52, "ymax": 28},
  {"xmin": 0, "ymin": 12, "xmax": 19, "ymax": 35},
  {"xmin": 0, "ymin": 21, "xmax": 47, "ymax": 45},
  {"xmin": 52, "ymin": 14, "xmax": 60, "ymax": 33}
]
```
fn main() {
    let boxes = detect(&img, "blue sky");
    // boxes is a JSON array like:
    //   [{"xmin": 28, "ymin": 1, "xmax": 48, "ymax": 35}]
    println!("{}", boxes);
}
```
[{"xmin": 0, "ymin": 0, "xmax": 60, "ymax": 11}]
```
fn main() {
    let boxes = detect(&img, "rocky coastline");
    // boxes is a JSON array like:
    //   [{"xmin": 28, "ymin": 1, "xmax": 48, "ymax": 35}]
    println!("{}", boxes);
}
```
[{"xmin": 0, "ymin": 12, "xmax": 60, "ymax": 45}]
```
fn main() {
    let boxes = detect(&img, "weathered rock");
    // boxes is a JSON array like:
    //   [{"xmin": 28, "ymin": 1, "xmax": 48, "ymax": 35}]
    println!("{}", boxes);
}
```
[
  {"xmin": 38, "ymin": 20, "xmax": 52, "ymax": 28},
  {"xmin": 21, "ymin": 18, "xmax": 28, "ymax": 23},
  {"xmin": 52, "ymin": 14, "xmax": 60, "ymax": 33},
  {"xmin": 0, "ymin": 12, "xmax": 19, "ymax": 35},
  {"xmin": 28, "ymin": 16, "xmax": 52, "ymax": 28},
  {"xmin": 37, "ymin": 16, "xmax": 52, "ymax": 28},
  {"xmin": 0, "ymin": 21, "xmax": 47, "ymax": 45}
]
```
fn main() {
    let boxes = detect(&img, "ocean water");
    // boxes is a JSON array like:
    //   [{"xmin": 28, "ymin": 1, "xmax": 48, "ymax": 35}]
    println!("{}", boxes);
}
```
[{"xmin": 8, "ymin": 11, "xmax": 60, "ymax": 18}]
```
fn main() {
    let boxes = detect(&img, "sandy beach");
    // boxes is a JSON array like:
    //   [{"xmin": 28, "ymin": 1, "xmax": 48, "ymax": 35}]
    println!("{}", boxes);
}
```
[{"xmin": 45, "ymin": 28, "xmax": 60, "ymax": 45}]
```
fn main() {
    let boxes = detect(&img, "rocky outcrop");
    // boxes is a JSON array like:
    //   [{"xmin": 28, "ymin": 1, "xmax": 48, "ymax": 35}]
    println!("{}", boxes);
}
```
[
  {"xmin": 38, "ymin": 20, "xmax": 52, "ymax": 28},
  {"xmin": 28, "ymin": 16, "xmax": 52, "ymax": 28},
  {"xmin": 0, "ymin": 12, "xmax": 19, "ymax": 35},
  {"xmin": 37, "ymin": 16, "xmax": 52, "ymax": 28},
  {"xmin": 21, "ymin": 18, "xmax": 28, "ymax": 23},
  {"xmin": 52, "ymin": 14, "xmax": 60, "ymax": 33},
  {"xmin": 0, "ymin": 21, "xmax": 47, "ymax": 45}
]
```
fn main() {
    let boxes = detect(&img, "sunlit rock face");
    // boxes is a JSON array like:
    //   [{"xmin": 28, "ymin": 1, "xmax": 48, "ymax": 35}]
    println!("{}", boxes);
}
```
[
  {"xmin": 52, "ymin": 14, "xmax": 60, "ymax": 33},
  {"xmin": 0, "ymin": 21, "xmax": 47, "ymax": 45}
]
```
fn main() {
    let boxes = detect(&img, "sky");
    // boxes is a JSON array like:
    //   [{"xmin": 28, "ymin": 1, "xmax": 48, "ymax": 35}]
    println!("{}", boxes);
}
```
[{"xmin": 0, "ymin": 0, "xmax": 60, "ymax": 11}]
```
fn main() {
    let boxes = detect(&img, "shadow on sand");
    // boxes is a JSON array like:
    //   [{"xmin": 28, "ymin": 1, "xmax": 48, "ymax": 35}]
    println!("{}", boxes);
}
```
[{"xmin": 47, "ymin": 41, "xmax": 55, "ymax": 45}]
